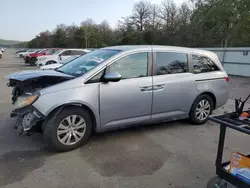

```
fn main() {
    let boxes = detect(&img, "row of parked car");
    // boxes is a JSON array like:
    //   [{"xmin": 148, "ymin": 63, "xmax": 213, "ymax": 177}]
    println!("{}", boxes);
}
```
[{"xmin": 14, "ymin": 48, "xmax": 93, "ymax": 69}]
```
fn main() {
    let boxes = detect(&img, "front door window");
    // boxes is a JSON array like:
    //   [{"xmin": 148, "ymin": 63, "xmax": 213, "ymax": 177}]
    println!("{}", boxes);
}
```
[{"xmin": 109, "ymin": 52, "xmax": 148, "ymax": 79}]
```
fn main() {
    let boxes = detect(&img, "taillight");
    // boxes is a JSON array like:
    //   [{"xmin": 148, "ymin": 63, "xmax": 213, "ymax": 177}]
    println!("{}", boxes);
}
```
[{"xmin": 225, "ymin": 76, "xmax": 229, "ymax": 82}]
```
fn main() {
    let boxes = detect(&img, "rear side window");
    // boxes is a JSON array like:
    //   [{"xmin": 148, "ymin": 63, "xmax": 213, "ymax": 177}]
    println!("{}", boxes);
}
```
[
  {"xmin": 192, "ymin": 55, "xmax": 219, "ymax": 74},
  {"xmin": 61, "ymin": 50, "xmax": 71, "ymax": 56},
  {"xmin": 155, "ymin": 52, "xmax": 188, "ymax": 75}
]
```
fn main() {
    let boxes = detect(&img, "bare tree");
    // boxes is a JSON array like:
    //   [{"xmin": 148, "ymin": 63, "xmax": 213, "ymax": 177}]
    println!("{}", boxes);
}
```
[
  {"xmin": 149, "ymin": 4, "xmax": 161, "ymax": 29},
  {"xmin": 128, "ymin": 0, "xmax": 152, "ymax": 31},
  {"xmin": 160, "ymin": 0, "xmax": 179, "ymax": 29},
  {"xmin": 178, "ymin": 2, "xmax": 192, "ymax": 26}
]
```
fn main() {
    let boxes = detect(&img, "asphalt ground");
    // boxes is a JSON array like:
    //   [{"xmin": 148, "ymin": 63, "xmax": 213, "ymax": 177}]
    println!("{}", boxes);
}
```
[{"xmin": 0, "ymin": 49, "xmax": 250, "ymax": 188}]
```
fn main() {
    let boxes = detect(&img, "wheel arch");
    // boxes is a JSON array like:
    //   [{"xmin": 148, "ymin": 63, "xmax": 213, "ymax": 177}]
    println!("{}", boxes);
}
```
[
  {"xmin": 45, "ymin": 102, "xmax": 97, "ymax": 132},
  {"xmin": 46, "ymin": 60, "xmax": 57, "ymax": 65},
  {"xmin": 200, "ymin": 92, "xmax": 217, "ymax": 109},
  {"xmin": 190, "ymin": 91, "xmax": 217, "ymax": 112}
]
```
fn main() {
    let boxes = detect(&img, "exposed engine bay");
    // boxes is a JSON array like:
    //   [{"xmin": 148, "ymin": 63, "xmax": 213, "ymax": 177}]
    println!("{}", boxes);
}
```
[
  {"xmin": 5, "ymin": 70, "xmax": 74, "ymax": 135},
  {"xmin": 8, "ymin": 76, "xmax": 71, "ymax": 103}
]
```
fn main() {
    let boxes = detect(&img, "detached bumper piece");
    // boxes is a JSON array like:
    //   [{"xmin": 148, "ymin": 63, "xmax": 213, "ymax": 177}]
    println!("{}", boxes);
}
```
[{"xmin": 11, "ymin": 107, "xmax": 44, "ymax": 136}]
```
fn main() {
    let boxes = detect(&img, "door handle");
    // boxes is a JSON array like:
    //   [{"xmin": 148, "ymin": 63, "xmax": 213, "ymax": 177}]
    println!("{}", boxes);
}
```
[
  {"xmin": 140, "ymin": 86, "xmax": 152, "ymax": 92},
  {"xmin": 152, "ymin": 84, "xmax": 165, "ymax": 91}
]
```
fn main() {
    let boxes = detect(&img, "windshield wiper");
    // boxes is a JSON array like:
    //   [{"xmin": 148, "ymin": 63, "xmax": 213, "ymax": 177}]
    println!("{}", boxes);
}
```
[
  {"xmin": 55, "ymin": 69, "xmax": 76, "ymax": 77},
  {"xmin": 54, "ymin": 68, "xmax": 64, "ymax": 73}
]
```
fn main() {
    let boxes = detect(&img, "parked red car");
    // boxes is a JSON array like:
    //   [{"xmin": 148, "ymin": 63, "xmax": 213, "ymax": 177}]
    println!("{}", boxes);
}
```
[{"xmin": 24, "ymin": 48, "xmax": 62, "ymax": 65}]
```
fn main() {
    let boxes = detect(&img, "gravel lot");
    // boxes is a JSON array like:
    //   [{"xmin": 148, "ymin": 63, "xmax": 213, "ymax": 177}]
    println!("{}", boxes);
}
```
[{"xmin": 0, "ymin": 49, "xmax": 250, "ymax": 188}]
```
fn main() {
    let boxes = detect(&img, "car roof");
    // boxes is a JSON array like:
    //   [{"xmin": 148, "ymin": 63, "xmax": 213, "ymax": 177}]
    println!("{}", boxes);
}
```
[
  {"xmin": 101, "ymin": 45, "xmax": 217, "ymax": 57},
  {"xmin": 62, "ymin": 48, "xmax": 89, "ymax": 51}
]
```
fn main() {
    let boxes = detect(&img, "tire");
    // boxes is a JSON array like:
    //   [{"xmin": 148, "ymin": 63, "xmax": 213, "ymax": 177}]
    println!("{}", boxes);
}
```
[
  {"xmin": 43, "ymin": 106, "xmax": 92, "ymax": 152},
  {"xmin": 46, "ymin": 61, "xmax": 57, "ymax": 65},
  {"xmin": 19, "ymin": 54, "xmax": 23, "ymax": 58},
  {"xmin": 207, "ymin": 176, "xmax": 227, "ymax": 188},
  {"xmin": 189, "ymin": 94, "xmax": 214, "ymax": 125},
  {"xmin": 30, "ymin": 57, "xmax": 36, "ymax": 65}
]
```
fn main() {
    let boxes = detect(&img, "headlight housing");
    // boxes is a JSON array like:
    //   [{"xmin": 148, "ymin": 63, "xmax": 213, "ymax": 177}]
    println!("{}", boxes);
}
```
[{"xmin": 14, "ymin": 94, "xmax": 39, "ymax": 109}]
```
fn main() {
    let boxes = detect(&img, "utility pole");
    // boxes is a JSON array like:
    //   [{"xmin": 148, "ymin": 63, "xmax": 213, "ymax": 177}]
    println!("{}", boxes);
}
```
[{"xmin": 85, "ymin": 27, "xmax": 88, "ymax": 49}]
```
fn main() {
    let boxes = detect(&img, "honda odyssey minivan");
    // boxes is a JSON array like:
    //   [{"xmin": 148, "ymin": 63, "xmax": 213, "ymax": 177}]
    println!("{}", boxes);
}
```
[{"xmin": 6, "ymin": 45, "xmax": 229, "ymax": 152}]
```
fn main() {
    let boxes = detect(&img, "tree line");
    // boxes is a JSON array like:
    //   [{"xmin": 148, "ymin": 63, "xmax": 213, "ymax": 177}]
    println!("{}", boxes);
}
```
[{"xmin": 16, "ymin": 0, "xmax": 250, "ymax": 48}]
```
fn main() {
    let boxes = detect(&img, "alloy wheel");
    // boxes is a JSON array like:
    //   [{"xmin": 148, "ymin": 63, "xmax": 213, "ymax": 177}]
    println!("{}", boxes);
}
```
[
  {"xmin": 195, "ymin": 99, "xmax": 211, "ymax": 121},
  {"xmin": 57, "ymin": 115, "xmax": 86, "ymax": 146}
]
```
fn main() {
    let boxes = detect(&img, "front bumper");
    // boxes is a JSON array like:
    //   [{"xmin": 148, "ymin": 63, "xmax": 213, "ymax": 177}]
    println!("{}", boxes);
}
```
[
  {"xmin": 11, "ymin": 106, "xmax": 45, "ymax": 136},
  {"xmin": 35, "ymin": 61, "xmax": 44, "ymax": 67}
]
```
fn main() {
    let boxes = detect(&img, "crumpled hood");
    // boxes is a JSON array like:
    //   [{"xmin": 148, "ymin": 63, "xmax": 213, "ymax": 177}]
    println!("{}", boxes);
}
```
[{"xmin": 5, "ymin": 70, "xmax": 74, "ymax": 81}]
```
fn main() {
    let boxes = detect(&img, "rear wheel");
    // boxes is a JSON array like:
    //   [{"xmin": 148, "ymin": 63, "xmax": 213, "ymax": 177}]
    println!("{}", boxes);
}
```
[
  {"xmin": 43, "ymin": 106, "xmax": 92, "ymax": 152},
  {"xmin": 19, "ymin": 54, "xmax": 23, "ymax": 58},
  {"xmin": 189, "ymin": 94, "xmax": 214, "ymax": 125}
]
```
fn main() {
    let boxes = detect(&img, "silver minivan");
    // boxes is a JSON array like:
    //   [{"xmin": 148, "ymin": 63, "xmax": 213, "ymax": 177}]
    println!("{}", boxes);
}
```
[{"xmin": 7, "ymin": 45, "xmax": 229, "ymax": 152}]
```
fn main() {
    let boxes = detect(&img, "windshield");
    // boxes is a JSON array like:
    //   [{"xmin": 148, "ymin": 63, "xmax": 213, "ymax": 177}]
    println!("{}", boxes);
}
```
[
  {"xmin": 52, "ymin": 49, "xmax": 61, "ymax": 55},
  {"xmin": 35, "ymin": 49, "xmax": 42, "ymax": 53},
  {"xmin": 57, "ymin": 49, "xmax": 121, "ymax": 77},
  {"xmin": 61, "ymin": 56, "xmax": 80, "ymax": 64},
  {"xmin": 35, "ymin": 49, "xmax": 45, "ymax": 53},
  {"xmin": 53, "ymin": 49, "xmax": 64, "ymax": 55}
]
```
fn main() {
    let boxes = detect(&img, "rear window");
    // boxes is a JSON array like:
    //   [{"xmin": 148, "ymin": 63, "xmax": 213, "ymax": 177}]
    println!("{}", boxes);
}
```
[{"xmin": 192, "ymin": 55, "xmax": 220, "ymax": 74}]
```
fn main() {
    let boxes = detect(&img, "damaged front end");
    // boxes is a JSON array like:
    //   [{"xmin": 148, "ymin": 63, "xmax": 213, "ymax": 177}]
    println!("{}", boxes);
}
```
[
  {"xmin": 5, "ymin": 70, "xmax": 74, "ymax": 135},
  {"xmin": 6, "ymin": 70, "xmax": 73, "ymax": 104},
  {"xmin": 11, "ymin": 105, "xmax": 45, "ymax": 136}
]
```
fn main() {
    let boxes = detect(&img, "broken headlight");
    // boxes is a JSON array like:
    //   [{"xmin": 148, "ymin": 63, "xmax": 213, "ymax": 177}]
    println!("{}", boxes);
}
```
[{"xmin": 14, "ymin": 93, "xmax": 39, "ymax": 109}]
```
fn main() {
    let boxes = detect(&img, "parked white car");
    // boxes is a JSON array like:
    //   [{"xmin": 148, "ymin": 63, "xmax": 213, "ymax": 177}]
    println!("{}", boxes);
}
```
[
  {"xmin": 40, "ymin": 55, "xmax": 80, "ymax": 70},
  {"xmin": 1, "ymin": 48, "xmax": 5, "ymax": 52},
  {"xmin": 36, "ymin": 49, "xmax": 91, "ymax": 67},
  {"xmin": 17, "ymin": 50, "xmax": 37, "ymax": 58},
  {"xmin": 0, "ymin": 50, "xmax": 2, "ymax": 58}
]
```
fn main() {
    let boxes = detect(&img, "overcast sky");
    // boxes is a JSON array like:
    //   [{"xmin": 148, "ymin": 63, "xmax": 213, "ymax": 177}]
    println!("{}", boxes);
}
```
[{"xmin": 0, "ymin": 0, "xmax": 185, "ymax": 41}]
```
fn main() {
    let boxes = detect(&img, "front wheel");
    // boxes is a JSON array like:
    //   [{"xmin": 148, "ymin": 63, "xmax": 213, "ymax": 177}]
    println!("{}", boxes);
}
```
[
  {"xmin": 189, "ymin": 94, "xmax": 214, "ymax": 125},
  {"xmin": 30, "ymin": 57, "xmax": 36, "ymax": 65},
  {"xmin": 43, "ymin": 106, "xmax": 92, "ymax": 152}
]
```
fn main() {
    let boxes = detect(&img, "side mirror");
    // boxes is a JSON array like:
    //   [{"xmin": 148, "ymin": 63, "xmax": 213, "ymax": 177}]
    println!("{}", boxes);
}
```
[
  {"xmin": 104, "ymin": 72, "xmax": 121, "ymax": 82},
  {"xmin": 59, "ymin": 54, "xmax": 62, "ymax": 60}
]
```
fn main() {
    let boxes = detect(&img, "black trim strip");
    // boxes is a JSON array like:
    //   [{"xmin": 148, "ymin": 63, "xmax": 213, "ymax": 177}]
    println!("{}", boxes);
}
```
[
  {"xmin": 195, "ymin": 77, "xmax": 225, "ymax": 82},
  {"xmin": 201, "ymin": 49, "xmax": 250, "ymax": 52},
  {"xmin": 223, "ymin": 62, "xmax": 250, "ymax": 65}
]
